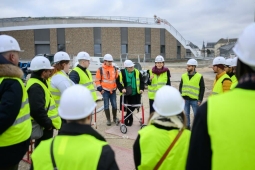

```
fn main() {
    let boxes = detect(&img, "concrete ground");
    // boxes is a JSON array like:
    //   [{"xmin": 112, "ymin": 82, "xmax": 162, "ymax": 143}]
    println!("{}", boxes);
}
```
[{"xmin": 19, "ymin": 61, "xmax": 215, "ymax": 170}]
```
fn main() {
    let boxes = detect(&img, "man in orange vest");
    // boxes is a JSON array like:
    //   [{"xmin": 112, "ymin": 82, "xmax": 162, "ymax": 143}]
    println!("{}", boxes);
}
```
[{"xmin": 95, "ymin": 54, "xmax": 119, "ymax": 126}]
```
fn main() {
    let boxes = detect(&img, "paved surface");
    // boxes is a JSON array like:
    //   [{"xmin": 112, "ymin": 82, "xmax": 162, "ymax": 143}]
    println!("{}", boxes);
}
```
[{"xmin": 18, "ymin": 61, "xmax": 215, "ymax": 170}]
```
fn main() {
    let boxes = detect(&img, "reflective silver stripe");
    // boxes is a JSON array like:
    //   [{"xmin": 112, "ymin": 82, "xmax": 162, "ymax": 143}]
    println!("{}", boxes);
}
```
[
  {"xmin": 212, "ymin": 92, "xmax": 218, "ymax": 95},
  {"xmin": 90, "ymin": 89, "xmax": 96, "ymax": 92},
  {"xmin": 148, "ymin": 89, "xmax": 157, "ymax": 93},
  {"xmin": 149, "ymin": 84, "xmax": 157, "ymax": 87},
  {"xmin": 12, "ymin": 114, "xmax": 30, "ymax": 126},
  {"xmin": 21, "ymin": 99, "xmax": 29, "ymax": 109},
  {"xmin": 136, "ymin": 78, "xmax": 140, "ymax": 81},
  {"xmin": 51, "ymin": 91, "xmax": 61, "ymax": 96},
  {"xmin": 49, "ymin": 115, "xmax": 58, "ymax": 119},
  {"xmin": 82, "ymin": 82, "xmax": 93, "ymax": 87},
  {"xmin": 103, "ymin": 87, "xmax": 116, "ymax": 91},
  {"xmin": 182, "ymin": 91, "xmax": 199, "ymax": 97},
  {"xmin": 157, "ymin": 83, "xmax": 166, "ymax": 85},
  {"xmin": 183, "ymin": 85, "xmax": 200, "ymax": 91},
  {"xmin": 102, "ymin": 80, "xmax": 116, "ymax": 83},
  {"xmin": 48, "ymin": 105, "xmax": 56, "ymax": 111},
  {"xmin": 55, "ymin": 100, "xmax": 60, "ymax": 104}
]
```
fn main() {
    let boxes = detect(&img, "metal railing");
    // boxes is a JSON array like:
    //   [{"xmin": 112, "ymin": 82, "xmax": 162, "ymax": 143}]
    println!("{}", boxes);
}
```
[{"xmin": 0, "ymin": 16, "xmax": 200, "ymax": 57}]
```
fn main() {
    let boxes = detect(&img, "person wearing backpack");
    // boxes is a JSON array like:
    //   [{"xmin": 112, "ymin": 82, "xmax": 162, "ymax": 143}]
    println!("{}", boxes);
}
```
[
  {"xmin": 133, "ymin": 86, "xmax": 190, "ymax": 170},
  {"xmin": 95, "ymin": 54, "xmax": 119, "ymax": 126}
]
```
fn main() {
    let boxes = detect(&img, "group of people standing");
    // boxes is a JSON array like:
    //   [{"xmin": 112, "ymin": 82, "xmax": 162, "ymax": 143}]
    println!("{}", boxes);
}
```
[{"xmin": 1, "ymin": 23, "xmax": 255, "ymax": 170}]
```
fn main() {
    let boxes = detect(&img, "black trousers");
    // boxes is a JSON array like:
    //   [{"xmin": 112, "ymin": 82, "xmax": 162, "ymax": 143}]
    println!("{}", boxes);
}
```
[
  {"xmin": 34, "ymin": 128, "xmax": 53, "ymax": 148},
  {"xmin": 149, "ymin": 99, "xmax": 155, "ymax": 114}
]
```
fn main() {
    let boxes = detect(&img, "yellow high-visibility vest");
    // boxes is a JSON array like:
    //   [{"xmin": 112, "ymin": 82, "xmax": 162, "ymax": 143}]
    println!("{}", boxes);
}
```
[
  {"xmin": 73, "ymin": 67, "xmax": 97, "ymax": 101},
  {"xmin": 181, "ymin": 73, "xmax": 202, "ymax": 100},
  {"xmin": 26, "ymin": 78, "xmax": 61, "ymax": 129},
  {"xmin": 32, "ymin": 134, "xmax": 108, "ymax": 170},
  {"xmin": 208, "ymin": 88, "xmax": 255, "ymax": 169},
  {"xmin": 138, "ymin": 125, "xmax": 190, "ymax": 170},
  {"xmin": 148, "ymin": 70, "xmax": 168, "ymax": 99},
  {"xmin": 0, "ymin": 77, "xmax": 31, "ymax": 146}
]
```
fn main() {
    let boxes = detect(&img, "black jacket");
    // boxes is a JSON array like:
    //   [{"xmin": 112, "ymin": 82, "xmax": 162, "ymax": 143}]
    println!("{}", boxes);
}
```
[
  {"xmin": 69, "ymin": 64, "xmax": 89, "ymax": 84},
  {"xmin": 31, "ymin": 123, "xmax": 119, "ymax": 170},
  {"xmin": 0, "ymin": 55, "xmax": 30, "ymax": 168},
  {"xmin": 179, "ymin": 72, "xmax": 205, "ymax": 102},
  {"xmin": 27, "ymin": 73, "xmax": 53, "ymax": 130},
  {"xmin": 186, "ymin": 74, "xmax": 255, "ymax": 170}
]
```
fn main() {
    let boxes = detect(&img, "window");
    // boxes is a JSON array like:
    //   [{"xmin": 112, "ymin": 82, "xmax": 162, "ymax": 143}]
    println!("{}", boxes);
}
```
[
  {"xmin": 145, "ymin": 45, "xmax": 151, "ymax": 54},
  {"xmin": 121, "ymin": 44, "xmax": 128, "ymax": 54},
  {"xmin": 160, "ymin": 45, "xmax": 165, "ymax": 53},
  {"xmin": 94, "ymin": 44, "xmax": 101, "ymax": 56}
]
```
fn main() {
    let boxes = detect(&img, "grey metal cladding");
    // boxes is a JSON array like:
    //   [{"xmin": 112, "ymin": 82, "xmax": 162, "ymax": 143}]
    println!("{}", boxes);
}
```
[
  {"xmin": 145, "ymin": 28, "xmax": 151, "ymax": 45},
  {"xmin": 121, "ymin": 27, "xmax": 128, "ymax": 44},
  {"xmin": 160, "ymin": 28, "xmax": 165, "ymax": 45},
  {"xmin": 34, "ymin": 29, "xmax": 50, "ymax": 42},
  {"xmin": 57, "ymin": 28, "xmax": 65, "ymax": 44},
  {"xmin": 94, "ymin": 27, "xmax": 101, "ymax": 44}
]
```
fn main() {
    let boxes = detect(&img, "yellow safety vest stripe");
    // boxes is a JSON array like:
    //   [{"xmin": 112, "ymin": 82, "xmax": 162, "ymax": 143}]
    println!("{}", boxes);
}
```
[
  {"xmin": 26, "ymin": 78, "xmax": 61, "ymax": 129},
  {"xmin": 32, "ymin": 134, "xmax": 108, "ymax": 170},
  {"xmin": 0, "ymin": 77, "xmax": 31, "ymax": 146},
  {"xmin": 208, "ymin": 88, "xmax": 255, "ymax": 170},
  {"xmin": 73, "ymin": 67, "xmax": 97, "ymax": 101},
  {"xmin": 148, "ymin": 70, "xmax": 168, "ymax": 99},
  {"xmin": 138, "ymin": 125, "xmax": 190, "ymax": 170}
]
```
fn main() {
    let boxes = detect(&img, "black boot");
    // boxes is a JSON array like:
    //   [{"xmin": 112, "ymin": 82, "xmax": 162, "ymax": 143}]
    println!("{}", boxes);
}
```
[
  {"xmin": 105, "ymin": 109, "xmax": 111, "ymax": 126},
  {"xmin": 127, "ymin": 114, "xmax": 133, "ymax": 126}
]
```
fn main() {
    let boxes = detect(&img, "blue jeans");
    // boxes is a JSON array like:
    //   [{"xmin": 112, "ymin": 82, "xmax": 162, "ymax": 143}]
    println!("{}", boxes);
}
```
[
  {"xmin": 184, "ymin": 100, "xmax": 198, "ymax": 128},
  {"xmin": 102, "ymin": 90, "xmax": 117, "ymax": 110}
]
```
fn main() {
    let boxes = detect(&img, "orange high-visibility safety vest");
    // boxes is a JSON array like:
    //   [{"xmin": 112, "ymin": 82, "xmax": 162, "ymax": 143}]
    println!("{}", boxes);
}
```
[{"xmin": 95, "ymin": 64, "xmax": 118, "ymax": 93}]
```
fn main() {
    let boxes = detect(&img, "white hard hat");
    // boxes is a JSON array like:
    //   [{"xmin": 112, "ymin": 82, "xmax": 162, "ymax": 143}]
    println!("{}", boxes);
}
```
[
  {"xmin": 29, "ymin": 56, "xmax": 54, "ymax": 71},
  {"xmin": 155, "ymin": 55, "xmax": 165, "ymax": 62},
  {"xmin": 124, "ymin": 60, "xmax": 135, "ymax": 67},
  {"xmin": 213, "ymin": 56, "xmax": 226, "ymax": 65},
  {"xmin": 225, "ymin": 58, "xmax": 233, "ymax": 66},
  {"xmin": 187, "ymin": 59, "xmax": 198, "ymax": 66},
  {"xmin": 153, "ymin": 86, "xmax": 184, "ymax": 116},
  {"xmin": 103, "ymin": 54, "xmax": 113, "ymax": 61},
  {"xmin": 233, "ymin": 23, "xmax": 255, "ymax": 68},
  {"xmin": 231, "ymin": 57, "xmax": 238, "ymax": 67},
  {"xmin": 58, "ymin": 85, "xmax": 96, "ymax": 120},
  {"xmin": 77, "ymin": 51, "xmax": 90, "ymax": 61},
  {"xmin": 0, "ymin": 35, "xmax": 24, "ymax": 53},
  {"xmin": 54, "ymin": 51, "xmax": 70, "ymax": 63}
]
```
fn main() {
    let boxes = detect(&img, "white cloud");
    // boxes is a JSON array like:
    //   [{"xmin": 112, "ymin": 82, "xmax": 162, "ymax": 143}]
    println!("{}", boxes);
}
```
[{"xmin": 1, "ymin": 0, "xmax": 254, "ymax": 48}]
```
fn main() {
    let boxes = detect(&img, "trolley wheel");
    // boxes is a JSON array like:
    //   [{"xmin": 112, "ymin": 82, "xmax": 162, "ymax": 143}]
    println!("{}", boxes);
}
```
[
  {"xmin": 140, "ymin": 124, "xmax": 146, "ymax": 129},
  {"xmin": 120, "ymin": 124, "xmax": 127, "ymax": 134}
]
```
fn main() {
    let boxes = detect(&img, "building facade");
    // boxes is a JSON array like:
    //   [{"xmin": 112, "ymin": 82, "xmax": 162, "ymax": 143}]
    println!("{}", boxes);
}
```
[{"xmin": 0, "ymin": 17, "xmax": 188, "ymax": 61}]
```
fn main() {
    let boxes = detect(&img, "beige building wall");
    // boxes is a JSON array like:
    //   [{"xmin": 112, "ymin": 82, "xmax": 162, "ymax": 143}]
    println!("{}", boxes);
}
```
[
  {"xmin": 165, "ymin": 30, "xmax": 177, "ymax": 59},
  {"xmin": 151, "ymin": 28, "xmax": 160, "ymax": 60},
  {"xmin": 181, "ymin": 45, "xmax": 186, "ymax": 58},
  {"xmin": 50, "ymin": 29, "xmax": 57, "ymax": 54},
  {"xmin": 128, "ymin": 28, "xmax": 145, "ymax": 60},
  {"xmin": 65, "ymin": 28, "xmax": 93, "ymax": 57},
  {"xmin": 101, "ymin": 28, "xmax": 121, "ymax": 59},
  {"xmin": 1, "ymin": 30, "xmax": 35, "ymax": 60}
]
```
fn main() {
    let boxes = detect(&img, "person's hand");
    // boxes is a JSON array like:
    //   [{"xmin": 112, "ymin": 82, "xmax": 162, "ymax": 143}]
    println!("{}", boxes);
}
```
[
  {"xmin": 140, "ymin": 90, "xmax": 144, "ymax": 94},
  {"xmin": 150, "ymin": 75, "xmax": 154, "ymax": 81},
  {"xmin": 101, "ymin": 90, "xmax": 105, "ymax": 94},
  {"xmin": 122, "ymin": 89, "xmax": 126, "ymax": 93},
  {"xmin": 198, "ymin": 101, "xmax": 201, "ymax": 106}
]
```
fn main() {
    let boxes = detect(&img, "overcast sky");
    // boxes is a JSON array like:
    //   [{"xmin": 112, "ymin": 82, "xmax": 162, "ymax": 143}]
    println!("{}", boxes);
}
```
[{"xmin": 2, "ymin": 0, "xmax": 254, "ymax": 48}]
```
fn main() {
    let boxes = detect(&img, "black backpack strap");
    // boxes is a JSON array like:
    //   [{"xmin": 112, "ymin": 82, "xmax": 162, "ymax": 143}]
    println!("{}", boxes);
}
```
[
  {"xmin": 99, "ymin": 67, "xmax": 103, "ymax": 82},
  {"xmin": 221, "ymin": 78, "xmax": 232, "ymax": 84},
  {"xmin": 50, "ymin": 137, "xmax": 58, "ymax": 170}
]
